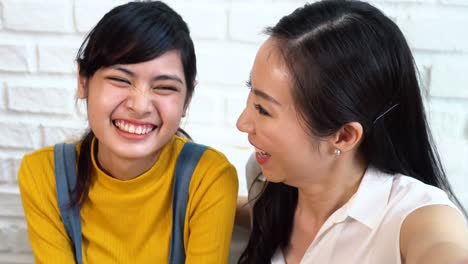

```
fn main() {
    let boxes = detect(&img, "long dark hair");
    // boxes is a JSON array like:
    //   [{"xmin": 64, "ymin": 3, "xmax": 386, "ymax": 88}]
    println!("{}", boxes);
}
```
[
  {"xmin": 239, "ymin": 0, "xmax": 466, "ymax": 263},
  {"xmin": 72, "ymin": 1, "xmax": 196, "ymax": 206}
]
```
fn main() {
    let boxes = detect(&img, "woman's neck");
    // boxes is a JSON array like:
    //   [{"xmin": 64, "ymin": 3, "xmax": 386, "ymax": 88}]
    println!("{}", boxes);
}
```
[
  {"xmin": 296, "ymin": 155, "xmax": 367, "ymax": 225},
  {"xmin": 95, "ymin": 142, "xmax": 161, "ymax": 181},
  {"xmin": 284, "ymin": 156, "xmax": 368, "ymax": 263}
]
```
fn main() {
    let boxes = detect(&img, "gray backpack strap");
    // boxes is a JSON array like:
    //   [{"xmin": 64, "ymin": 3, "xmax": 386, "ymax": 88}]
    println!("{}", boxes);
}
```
[
  {"xmin": 169, "ymin": 142, "xmax": 207, "ymax": 264},
  {"xmin": 54, "ymin": 143, "xmax": 83, "ymax": 264}
]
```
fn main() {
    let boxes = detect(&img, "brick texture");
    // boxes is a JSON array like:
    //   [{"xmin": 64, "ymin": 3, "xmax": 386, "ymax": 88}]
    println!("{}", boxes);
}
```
[
  {"xmin": 0, "ymin": 44, "xmax": 30, "ymax": 73},
  {"xmin": 2, "ymin": 0, "xmax": 73, "ymax": 33},
  {"xmin": 37, "ymin": 45, "xmax": 78, "ymax": 74},
  {"xmin": 7, "ymin": 86, "xmax": 75, "ymax": 115},
  {"xmin": 0, "ymin": 0, "xmax": 467, "ymax": 261},
  {"xmin": 0, "ymin": 123, "xmax": 40, "ymax": 150}
]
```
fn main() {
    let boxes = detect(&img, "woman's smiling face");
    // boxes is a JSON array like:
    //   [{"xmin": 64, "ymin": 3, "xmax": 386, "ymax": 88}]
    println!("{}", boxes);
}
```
[
  {"xmin": 78, "ymin": 50, "xmax": 187, "ymax": 165},
  {"xmin": 236, "ymin": 38, "xmax": 331, "ymax": 186}
]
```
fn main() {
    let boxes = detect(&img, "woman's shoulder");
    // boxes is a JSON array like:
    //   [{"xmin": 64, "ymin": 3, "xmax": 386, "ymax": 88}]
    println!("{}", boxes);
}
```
[
  {"xmin": 378, "ymin": 171, "xmax": 458, "ymax": 224},
  {"xmin": 18, "ymin": 145, "xmax": 62, "ymax": 198},
  {"xmin": 21, "ymin": 145, "xmax": 56, "ymax": 166},
  {"xmin": 172, "ymin": 136, "xmax": 237, "ymax": 187},
  {"xmin": 389, "ymin": 173, "xmax": 450, "ymax": 205},
  {"xmin": 356, "ymin": 167, "xmax": 456, "ymax": 227},
  {"xmin": 19, "ymin": 142, "xmax": 82, "ymax": 183},
  {"xmin": 173, "ymin": 135, "xmax": 234, "ymax": 167}
]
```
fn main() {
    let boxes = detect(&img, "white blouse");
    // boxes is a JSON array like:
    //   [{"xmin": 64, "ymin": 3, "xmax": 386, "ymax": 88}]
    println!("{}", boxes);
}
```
[{"xmin": 270, "ymin": 166, "xmax": 460, "ymax": 264}]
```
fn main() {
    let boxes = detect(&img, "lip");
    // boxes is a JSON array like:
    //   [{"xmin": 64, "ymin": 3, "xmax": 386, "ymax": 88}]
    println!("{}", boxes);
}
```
[
  {"xmin": 113, "ymin": 118, "xmax": 157, "ymax": 126},
  {"xmin": 248, "ymin": 137, "xmax": 271, "ymax": 165},
  {"xmin": 115, "ymin": 127, "xmax": 156, "ymax": 140},
  {"xmin": 255, "ymin": 152, "xmax": 270, "ymax": 165}
]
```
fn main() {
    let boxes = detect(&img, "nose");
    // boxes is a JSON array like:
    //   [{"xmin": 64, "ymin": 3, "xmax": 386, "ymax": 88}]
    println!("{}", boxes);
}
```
[
  {"xmin": 236, "ymin": 107, "xmax": 255, "ymax": 134},
  {"xmin": 125, "ymin": 87, "xmax": 152, "ymax": 117}
]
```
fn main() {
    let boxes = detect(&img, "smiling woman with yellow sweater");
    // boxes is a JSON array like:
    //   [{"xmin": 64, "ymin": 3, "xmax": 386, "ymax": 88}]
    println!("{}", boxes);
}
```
[
  {"xmin": 18, "ymin": 2, "xmax": 237, "ymax": 263},
  {"xmin": 19, "ymin": 136, "xmax": 237, "ymax": 263}
]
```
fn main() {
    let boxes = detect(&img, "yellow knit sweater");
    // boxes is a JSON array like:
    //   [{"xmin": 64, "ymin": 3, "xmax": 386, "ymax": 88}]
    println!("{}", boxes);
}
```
[{"xmin": 18, "ymin": 136, "xmax": 238, "ymax": 263}]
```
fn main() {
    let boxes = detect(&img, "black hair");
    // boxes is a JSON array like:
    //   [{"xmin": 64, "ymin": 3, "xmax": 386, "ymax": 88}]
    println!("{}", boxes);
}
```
[
  {"xmin": 239, "ymin": 0, "xmax": 466, "ymax": 263},
  {"xmin": 72, "ymin": 1, "xmax": 196, "ymax": 206}
]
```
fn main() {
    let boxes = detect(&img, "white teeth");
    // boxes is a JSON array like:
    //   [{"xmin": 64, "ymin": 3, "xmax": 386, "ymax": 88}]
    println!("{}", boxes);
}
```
[
  {"xmin": 114, "ymin": 120, "xmax": 154, "ymax": 135},
  {"xmin": 136, "ymin": 126, "xmax": 142, "ymax": 134}
]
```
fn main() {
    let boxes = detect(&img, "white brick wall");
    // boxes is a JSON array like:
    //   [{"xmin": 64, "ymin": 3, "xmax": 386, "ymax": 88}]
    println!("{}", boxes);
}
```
[
  {"xmin": 37, "ymin": 44, "xmax": 78, "ymax": 74},
  {"xmin": 0, "ymin": 44, "xmax": 32, "ymax": 73},
  {"xmin": 2, "ymin": 0, "xmax": 74, "ymax": 33},
  {"xmin": 0, "ymin": 0, "xmax": 467, "ymax": 262}
]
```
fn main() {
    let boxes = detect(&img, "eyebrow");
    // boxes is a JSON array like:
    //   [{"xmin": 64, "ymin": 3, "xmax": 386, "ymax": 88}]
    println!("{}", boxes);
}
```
[
  {"xmin": 113, "ymin": 66, "xmax": 184, "ymax": 85},
  {"xmin": 247, "ymin": 79, "xmax": 282, "ymax": 106},
  {"xmin": 251, "ymin": 88, "xmax": 281, "ymax": 106}
]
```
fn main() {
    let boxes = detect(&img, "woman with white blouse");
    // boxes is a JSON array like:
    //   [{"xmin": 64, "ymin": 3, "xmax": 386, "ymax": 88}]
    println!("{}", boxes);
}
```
[{"xmin": 235, "ymin": 0, "xmax": 468, "ymax": 263}]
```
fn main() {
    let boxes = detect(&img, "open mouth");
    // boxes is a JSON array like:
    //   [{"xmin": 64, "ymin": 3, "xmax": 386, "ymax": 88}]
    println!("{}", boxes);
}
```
[
  {"xmin": 248, "ymin": 138, "xmax": 272, "ymax": 163},
  {"xmin": 255, "ymin": 149, "xmax": 271, "ymax": 165},
  {"xmin": 113, "ymin": 119, "xmax": 157, "ymax": 135},
  {"xmin": 253, "ymin": 145, "xmax": 270, "ymax": 156},
  {"xmin": 248, "ymin": 138, "xmax": 271, "ymax": 165}
]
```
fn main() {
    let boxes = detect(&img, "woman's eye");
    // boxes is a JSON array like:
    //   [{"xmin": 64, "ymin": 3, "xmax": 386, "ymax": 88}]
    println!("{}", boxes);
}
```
[
  {"xmin": 107, "ymin": 77, "xmax": 130, "ymax": 85},
  {"xmin": 154, "ymin": 86, "xmax": 178, "ymax": 92},
  {"xmin": 246, "ymin": 80, "xmax": 252, "ymax": 89},
  {"xmin": 254, "ymin": 103, "xmax": 270, "ymax": 116}
]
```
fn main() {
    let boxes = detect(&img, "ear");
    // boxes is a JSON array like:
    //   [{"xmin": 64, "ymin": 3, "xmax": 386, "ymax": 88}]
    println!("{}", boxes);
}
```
[
  {"xmin": 77, "ymin": 66, "xmax": 88, "ymax": 99},
  {"xmin": 330, "ymin": 122, "xmax": 363, "ymax": 155}
]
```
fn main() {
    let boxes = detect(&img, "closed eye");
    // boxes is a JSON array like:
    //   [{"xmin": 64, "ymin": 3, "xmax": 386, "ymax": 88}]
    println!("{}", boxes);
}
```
[
  {"xmin": 254, "ymin": 103, "xmax": 270, "ymax": 116},
  {"xmin": 106, "ymin": 77, "xmax": 131, "ymax": 85},
  {"xmin": 153, "ymin": 86, "xmax": 178, "ymax": 92}
]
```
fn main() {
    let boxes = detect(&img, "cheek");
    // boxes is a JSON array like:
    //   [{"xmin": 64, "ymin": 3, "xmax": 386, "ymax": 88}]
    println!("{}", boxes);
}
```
[
  {"xmin": 86, "ymin": 85, "xmax": 127, "ymax": 114},
  {"xmin": 259, "ymin": 119, "xmax": 293, "ymax": 147},
  {"xmin": 272, "ymin": 123, "xmax": 314, "ymax": 162},
  {"xmin": 154, "ymin": 96, "xmax": 185, "ymax": 121}
]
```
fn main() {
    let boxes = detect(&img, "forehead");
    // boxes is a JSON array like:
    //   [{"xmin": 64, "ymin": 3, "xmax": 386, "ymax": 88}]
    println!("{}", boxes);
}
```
[
  {"xmin": 129, "ymin": 50, "xmax": 183, "ymax": 71},
  {"xmin": 104, "ymin": 50, "xmax": 184, "ymax": 77},
  {"xmin": 251, "ymin": 38, "xmax": 293, "ymax": 105}
]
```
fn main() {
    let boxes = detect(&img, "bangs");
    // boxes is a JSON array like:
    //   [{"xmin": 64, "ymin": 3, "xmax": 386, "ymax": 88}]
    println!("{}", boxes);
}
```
[{"xmin": 76, "ymin": 2, "xmax": 190, "ymax": 77}]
